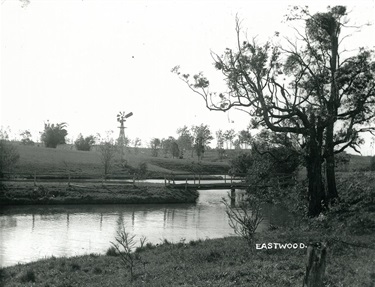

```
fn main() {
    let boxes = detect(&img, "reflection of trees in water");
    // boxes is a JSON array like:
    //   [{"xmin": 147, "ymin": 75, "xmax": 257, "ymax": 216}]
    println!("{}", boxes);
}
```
[
  {"xmin": 116, "ymin": 211, "xmax": 124, "ymax": 234},
  {"xmin": 100, "ymin": 213, "xmax": 103, "ymax": 231}
]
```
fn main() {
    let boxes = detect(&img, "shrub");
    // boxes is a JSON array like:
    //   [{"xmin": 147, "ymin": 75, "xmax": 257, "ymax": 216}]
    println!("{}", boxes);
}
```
[
  {"xmin": 40, "ymin": 122, "xmax": 68, "ymax": 148},
  {"xmin": 19, "ymin": 269, "xmax": 36, "ymax": 283},
  {"xmin": 70, "ymin": 263, "xmax": 81, "ymax": 271},
  {"xmin": 74, "ymin": 134, "xmax": 95, "ymax": 151},
  {"xmin": 110, "ymin": 225, "xmax": 147, "ymax": 282},
  {"xmin": 222, "ymin": 195, "xmax": 263, "ymax": 246},
  {"xmin": 0, "ymin": 140, "xmax": 20, "ymax": 177},
  {"xmin": 106, "ymin": 246, "xmax": 118, "ymax": 256},
  {"xmin": 370, "ymin": 156, "xmax": 375, "ymax": 171}
]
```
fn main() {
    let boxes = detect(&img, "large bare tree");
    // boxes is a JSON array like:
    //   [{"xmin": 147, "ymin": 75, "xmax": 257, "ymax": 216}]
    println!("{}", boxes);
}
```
[{"xmin": 173, "ymin": 6, "xmax": 375, "ymax": 216}]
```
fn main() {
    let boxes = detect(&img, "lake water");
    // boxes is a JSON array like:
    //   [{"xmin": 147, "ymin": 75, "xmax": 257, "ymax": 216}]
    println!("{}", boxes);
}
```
[{"xmin": 0, "ymin": 189, "xmax": 292, "ymax": 267}]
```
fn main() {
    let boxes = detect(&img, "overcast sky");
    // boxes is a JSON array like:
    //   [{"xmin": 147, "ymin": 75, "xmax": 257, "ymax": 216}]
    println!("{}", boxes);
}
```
[{"xmin": 1, "ymin": 0, "xmax": 375, "ymax": 154}]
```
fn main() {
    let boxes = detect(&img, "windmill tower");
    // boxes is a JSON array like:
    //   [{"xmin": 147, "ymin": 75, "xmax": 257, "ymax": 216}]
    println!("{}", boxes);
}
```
[{"xmin": 117, "ymin": 111, "xmax": 133, "ymax": 158}]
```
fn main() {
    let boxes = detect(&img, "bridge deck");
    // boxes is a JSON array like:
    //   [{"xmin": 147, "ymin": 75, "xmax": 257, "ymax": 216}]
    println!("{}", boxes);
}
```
[{"xmin": 169, "ymin": 182, "xmax": 250, "ymax": 190}]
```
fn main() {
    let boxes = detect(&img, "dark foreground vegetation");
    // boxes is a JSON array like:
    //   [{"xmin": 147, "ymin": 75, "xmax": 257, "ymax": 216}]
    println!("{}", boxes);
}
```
[{"xmin": 1, "ymin": 172, "xmax": 374, "ymax": 287}]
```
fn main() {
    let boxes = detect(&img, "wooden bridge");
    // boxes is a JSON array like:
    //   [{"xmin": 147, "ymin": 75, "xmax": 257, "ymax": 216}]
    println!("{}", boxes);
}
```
[
  {"xmin": 169, "ymin": 181, "xmax": 249, "ymax": 190},
  {"xmin": 164, "ymin": 173, "xmax": 248, "ymax": 190},
  {"xmin": 164, "ymin": 173, "xmax": 296, "ymax": 191}
]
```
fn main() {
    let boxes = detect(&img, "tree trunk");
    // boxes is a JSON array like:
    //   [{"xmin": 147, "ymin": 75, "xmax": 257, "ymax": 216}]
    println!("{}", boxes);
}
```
[
  {"xmin": 325, "ymin": 154, "xmax": 338, "ymax": 202},
  {"xmin": 324, "ymin": 26, "xmax": 339, "ymax": 204},
  {"xmin": 302, "ymin": 242, "xmax": 327, "ymax": 287},
  {"xmin": 306, "ymin": 122, "xmax": 325, "ymax": 217},
  {"xmin": 306, "ymin": 153, "xmax": 324, "ymax": 217}
]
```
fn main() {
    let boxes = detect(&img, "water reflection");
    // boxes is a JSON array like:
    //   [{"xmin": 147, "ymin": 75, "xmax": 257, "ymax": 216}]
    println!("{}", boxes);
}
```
[{"xmin": 0, "ymin": 189, "xmax": 292, "ymax": 267}]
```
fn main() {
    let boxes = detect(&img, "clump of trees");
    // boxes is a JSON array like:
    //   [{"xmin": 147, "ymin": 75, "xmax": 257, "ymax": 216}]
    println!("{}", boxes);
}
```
[
  {"xmin": 192, "ymin": 124, "xmax": 213, "ymax": 161},
  {"xmin": 161, "ymin": 137, "xmax": 180, "ymax": 158},
  {"xmin": 174, "ymin": 6, "xmax": 375, "ymax": 216},
  {"xmin": 0, "ymin": 129, "xmax": 20, "ymax": 177},
  {"xmin": 229, "ymin": 130, "xmax": 301, "ymax": 184},
  {"xmin": 150, "ymin": 138, "xmax": 161, "ymax": 157},
  {"xmin": 99, "ymin": 141, "xmax": 117, "ymax": 178},
  {"xmin": 20, "ymin": 130, "xmax": 34, "ymax": 145},
  {"xmin": 74, "ymin": 134, "xmax": 96, "ymax": 151},
  {"xmin": 40, "ymin": 122, "xmax": 68, "ymax": 148}
]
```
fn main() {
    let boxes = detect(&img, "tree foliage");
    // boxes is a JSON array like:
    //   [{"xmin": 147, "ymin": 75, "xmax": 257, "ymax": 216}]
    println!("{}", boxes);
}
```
[
  {"xmin": 20, "ymin": 130, "xmax": 34, "ymax": 145},
  {"xmin": 74, "ymin": 134, "xmax": 96, "ymax": 151},
  {"xmin": 192, "ymin": 124, "xmax": 213, "ymax": 161},
  {"xmin": 99, "ymin": 141, "xmax": 117, "ymax": 177},
  {"xmin": 150, "ymin": 138, "xmax": 161, "ymax": 157},
  {"xmin": 0, "ymin": 140, "xmax": 20, "ymax": 177},
  {"xmin": 40, "ymin": 122, "xmax": 68, "ymax": 148},
  {"xmin": 177, "ymin": 126, "xmax": 193, "ymax": 158}
]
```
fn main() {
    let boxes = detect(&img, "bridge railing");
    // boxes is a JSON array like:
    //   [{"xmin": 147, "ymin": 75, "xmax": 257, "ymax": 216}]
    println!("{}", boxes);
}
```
[{"xmin": 163, "ymin": 173, "xmax": 247, "ymax": 187}]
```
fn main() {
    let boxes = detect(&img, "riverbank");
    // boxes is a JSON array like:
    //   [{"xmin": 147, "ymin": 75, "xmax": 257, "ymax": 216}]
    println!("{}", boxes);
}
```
[
  {"xmin": 0, "ymin": 182, "xmax": 199, "ymax": 206},
  {"xmin": 1, "ymin": 229, "xmax": 374, "ymax": 287},
  {"xmin": 1, "ymin": 172, "xmax": 374, "ymax": 286}
]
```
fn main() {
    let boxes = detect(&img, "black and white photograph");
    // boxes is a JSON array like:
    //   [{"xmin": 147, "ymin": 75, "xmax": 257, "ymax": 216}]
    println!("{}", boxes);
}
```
[{"xmin": 1, "ymin": 0, "xmax": 375, "ymax": 286}]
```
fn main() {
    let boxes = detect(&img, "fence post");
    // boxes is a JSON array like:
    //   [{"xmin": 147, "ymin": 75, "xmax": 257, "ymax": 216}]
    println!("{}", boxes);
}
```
[
  {"xmin": 185, "ymin": 178, "xmax": 188, "ymax": 191},
  {"xmin": 230, "ymin": 188, "xmax": 235, "ymax": 207},
  {"xmin": 34, "ymin": 172, "xmax": 37, "ymax": 187},
  {"xmin": 302, "ymin": 242, "xmax": 327, "ymax": 287}
]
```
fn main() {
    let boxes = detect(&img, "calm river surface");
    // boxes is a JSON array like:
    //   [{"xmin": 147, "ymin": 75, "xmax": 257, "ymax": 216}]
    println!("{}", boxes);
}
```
[{"xmin": 0, "ymin": 189, "xmax": 292, "ymax": 267}]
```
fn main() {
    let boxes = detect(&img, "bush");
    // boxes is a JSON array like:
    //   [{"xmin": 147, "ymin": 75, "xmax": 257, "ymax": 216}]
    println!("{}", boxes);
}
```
[
  {"xmin": 106, "ymin": 246, "xmax": 118, "ymax": 256},
  {"xmin": 222, "ymin": 195, "xmax": 263, "ymax": 246},
  {"xmin": 19, "ymin": 269, "xmax": 36, "ymax": 283},
  {"xmin": 110, "ymin": 225, "xmax": 147, "ymax": 282},
  {"xmin": 40, "ymin": 122, "xmax": 68, "ymax": 148},
  {"xmin": 74, "ymin": 134, "xmax": 95, "ymax": 151},
  {"xmin": 0, "ymin": 140, "xmax": 20, "ymax": 177},
  {"xmin": 370, "ymin": 156, "xmax": 375, "ymax": 171},
  {"xmin": 136, "ymin": 162, "xmax": 148, "ymax": 179}
]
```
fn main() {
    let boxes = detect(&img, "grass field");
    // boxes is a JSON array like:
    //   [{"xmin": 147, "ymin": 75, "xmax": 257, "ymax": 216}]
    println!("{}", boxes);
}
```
[
  {"xmin": 7, "ymin": 143, "xmax": 372, "ymax": 179},
  {"xmin": 7, "ymin": 144, "xmax": 231, "ymax": 179}
]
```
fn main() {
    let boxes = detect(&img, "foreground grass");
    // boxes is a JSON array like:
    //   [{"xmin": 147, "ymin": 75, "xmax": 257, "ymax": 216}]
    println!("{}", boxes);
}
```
[
  {"xmin": 1, "ymin": 231, "xmax": 374, "ymax": 287},
  {"xmin": 0, "ymin": 182, "xmax": 199, "ymax": 205}
]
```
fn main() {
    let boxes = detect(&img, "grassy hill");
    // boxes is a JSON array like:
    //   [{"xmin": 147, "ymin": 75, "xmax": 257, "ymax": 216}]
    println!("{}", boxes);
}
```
[
  {"xmin": 4, "ymin": 143, "xmax": 372, "ymax": 179},
  {"xmin": 7, "ymin": 144, "xmax": 231, "ymax": 179}
]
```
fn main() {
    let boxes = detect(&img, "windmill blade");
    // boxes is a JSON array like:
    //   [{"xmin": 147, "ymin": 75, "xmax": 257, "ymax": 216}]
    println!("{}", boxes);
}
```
[{"xmin": 125, "ymin": 112, "xmax": 133, "ymax": 118}]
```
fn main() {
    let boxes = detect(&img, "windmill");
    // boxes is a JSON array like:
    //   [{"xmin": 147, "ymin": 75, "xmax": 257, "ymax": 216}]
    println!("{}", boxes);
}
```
[{"xmin": 117, "ymin": 111, "xmax": 133, "ymax": 158}]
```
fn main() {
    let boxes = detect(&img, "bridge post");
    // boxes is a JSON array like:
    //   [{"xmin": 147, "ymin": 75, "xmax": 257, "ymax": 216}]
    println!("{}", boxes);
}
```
[{"xmin": 230, "ymin": 188, "xmax": 235, "ymax": 207}]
